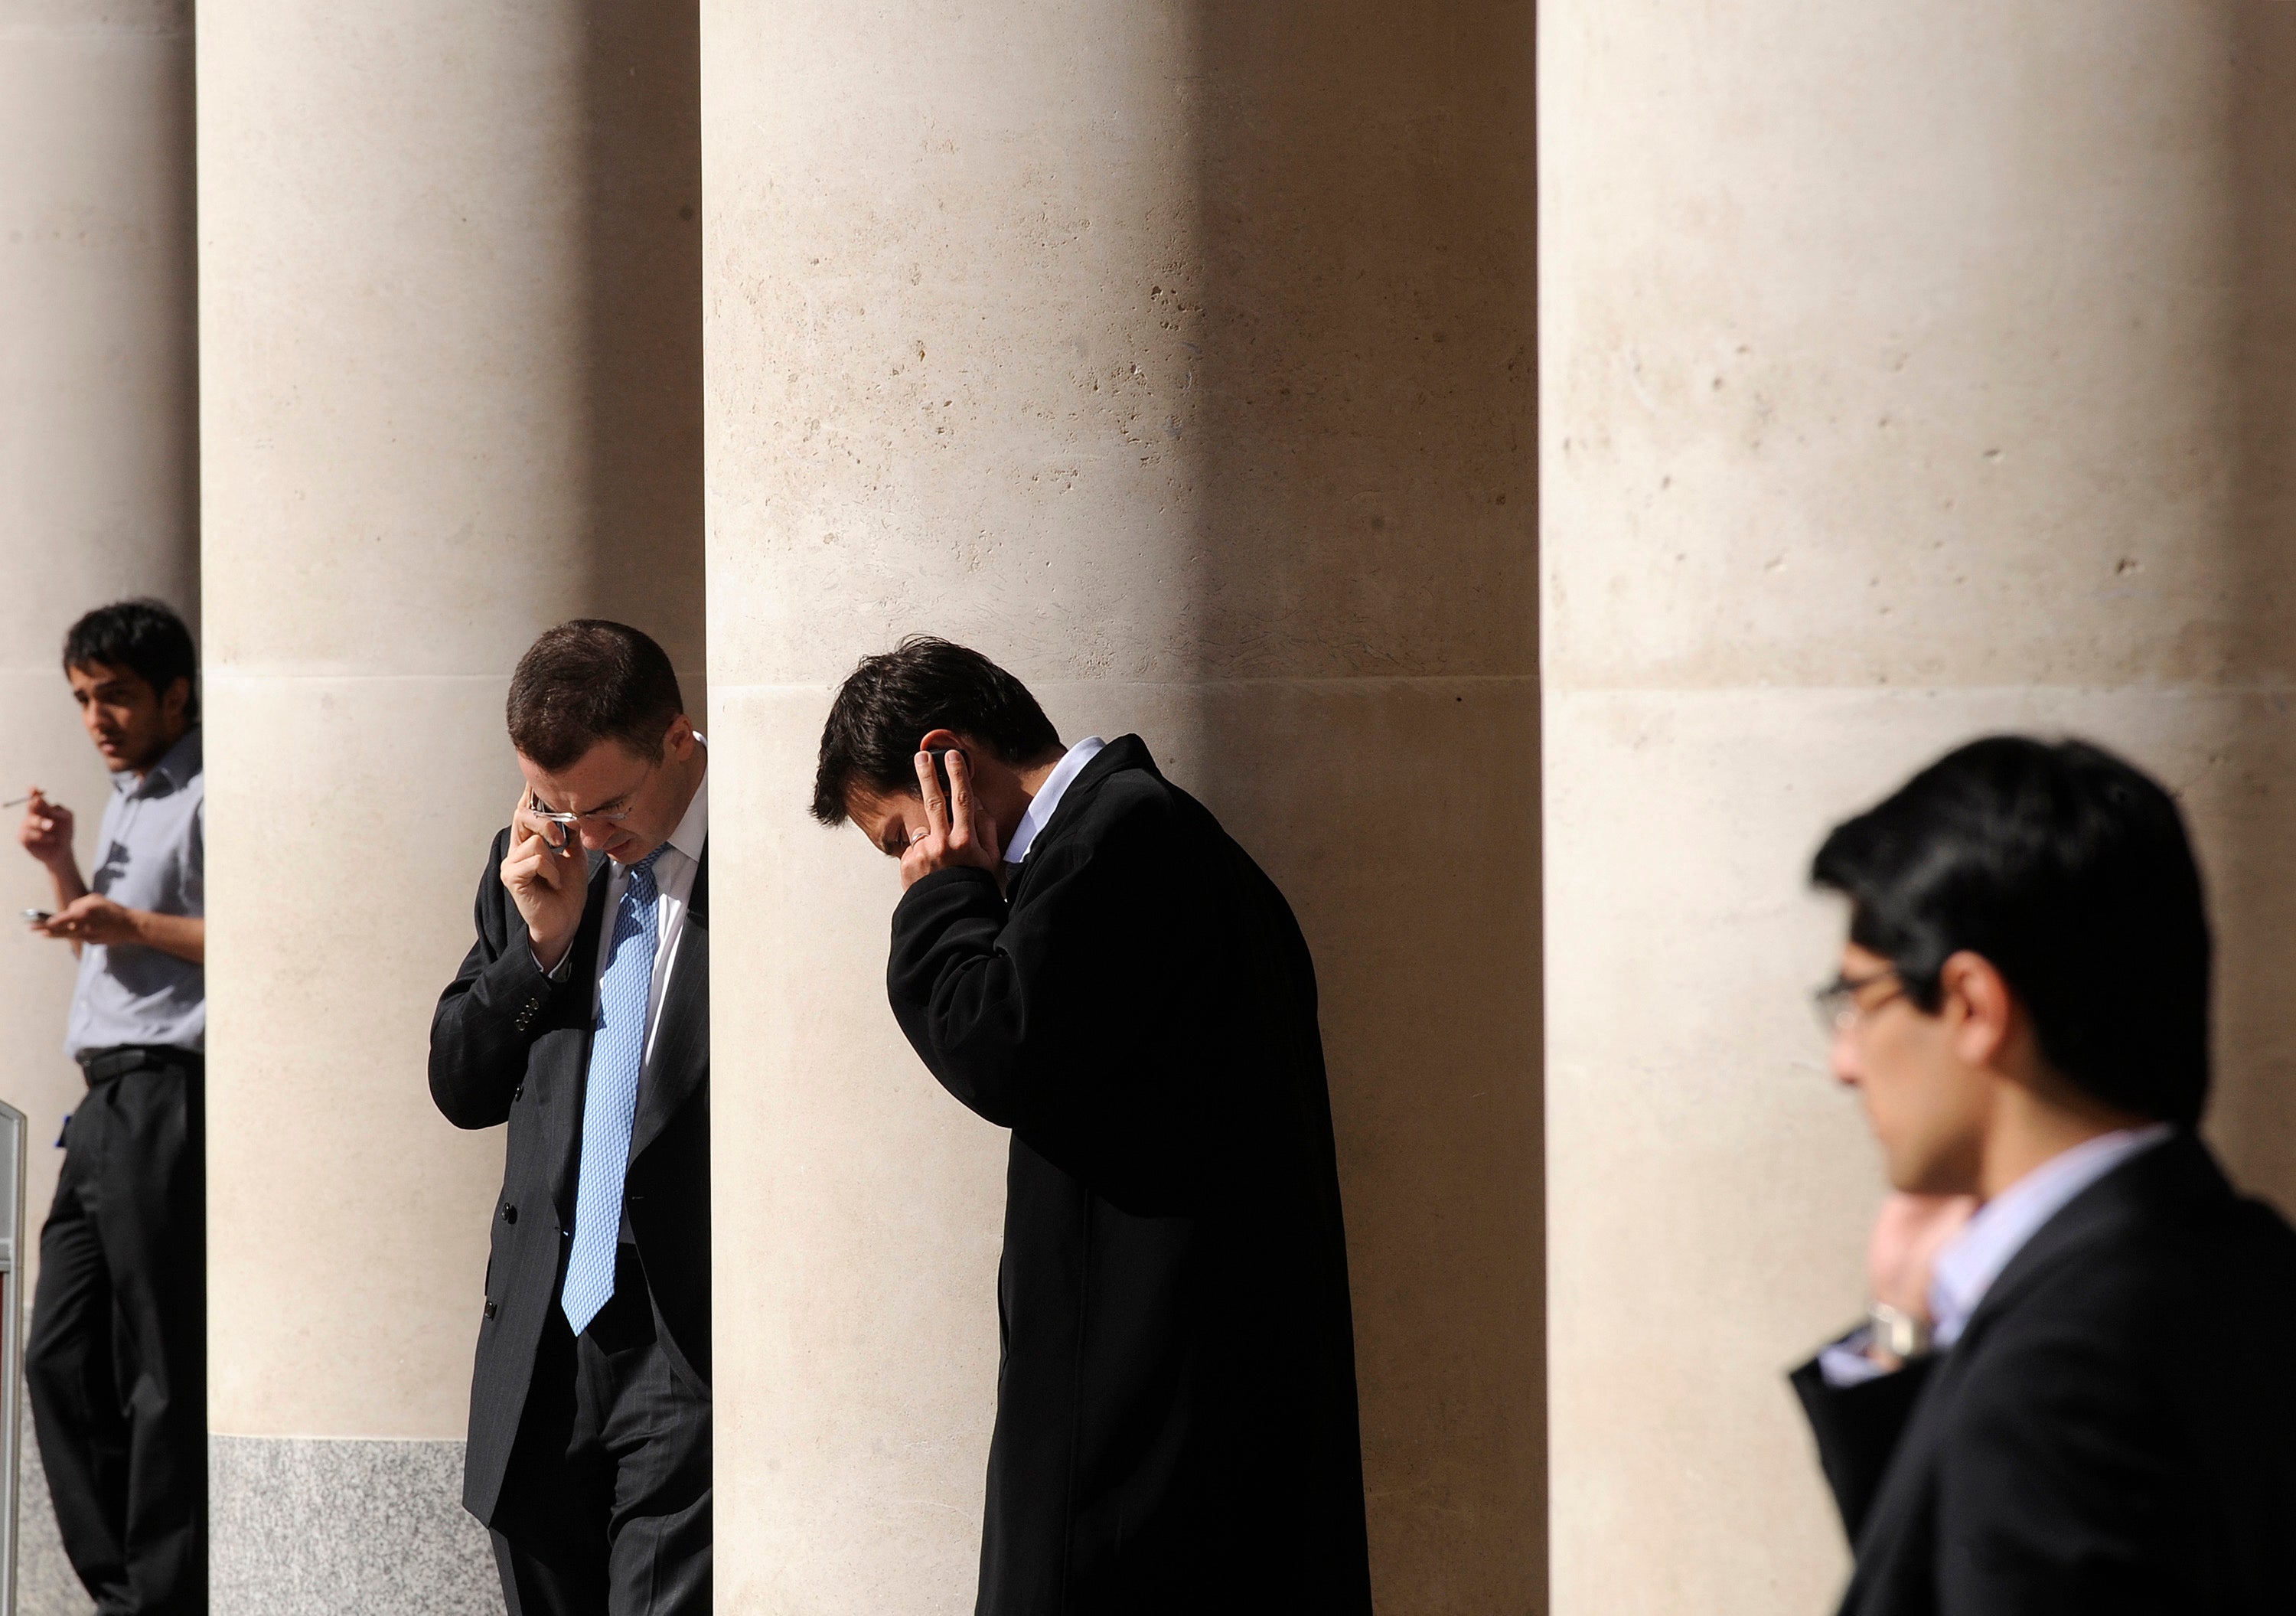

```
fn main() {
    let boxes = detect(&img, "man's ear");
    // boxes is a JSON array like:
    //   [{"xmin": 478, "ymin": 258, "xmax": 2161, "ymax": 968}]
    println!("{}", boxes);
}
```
[
  {"xmin": 1939, "ymin": 950, "xmax": 2017, "ymax": 1069},
  {"xmin": 918, "ymin": 726, "xmax": 964, "ymax": 754},
  {"xmin": 162, "ymin": 676, "xmax": 192, "ymax": 725}
]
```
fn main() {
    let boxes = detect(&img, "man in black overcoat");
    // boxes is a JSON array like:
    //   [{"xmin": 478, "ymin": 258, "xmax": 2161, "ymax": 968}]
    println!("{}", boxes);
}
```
[
  {"xmin": 814, "ymin": 636, "xmax": 1373, "ymax": 1614},
  {"xmin": 1793, "ymin": 736, "xmax": 2296, "ymax": 1614},
  {"xmin": 431, "ymin": 621, "xmax": 713, "ymax": 1616}
]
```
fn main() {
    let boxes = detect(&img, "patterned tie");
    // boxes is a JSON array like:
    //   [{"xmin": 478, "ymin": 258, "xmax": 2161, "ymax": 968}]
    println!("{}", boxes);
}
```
[{"xmin": 561, "ymin": 845, "xmax": 666, "ymax": 1335}]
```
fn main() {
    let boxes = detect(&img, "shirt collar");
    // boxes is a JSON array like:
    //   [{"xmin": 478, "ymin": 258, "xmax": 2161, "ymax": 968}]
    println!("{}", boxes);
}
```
[
  {"xmin": 1927, "ymin": 1121, "xmax": 2176, "ymax": 1349},
  {"xmin": 664, "ymin": 736, "xmax": 709, "ymax": 863},
  {"xmin": 121, "ymin": 726, "xmax": 201, "ymax": 798},
  {"xmin": 1001, "ymin": 736, "xmax": 1105, "ymax": 867},
  {"xmin": 614, "ymin": 735, "xmax": 709, "ymax": 870}
]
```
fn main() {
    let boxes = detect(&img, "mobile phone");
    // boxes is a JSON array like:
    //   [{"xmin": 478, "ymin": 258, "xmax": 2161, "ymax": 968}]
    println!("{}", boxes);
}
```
[
  {"xmin": 22, "ymin": 908, "xmax": 52, "ymax": 922},
  {"xmin": 926, "ymin": 746, "xmax": 957, "ymax": 798},
  {"xmin": 524, "ymin": 796, "xmax": 582, "ymax": 850}
]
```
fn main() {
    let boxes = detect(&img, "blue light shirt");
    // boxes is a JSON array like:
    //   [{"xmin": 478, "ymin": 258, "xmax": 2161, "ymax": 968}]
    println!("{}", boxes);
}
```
[
  {"xmin": 66, "ymin": 727, "xmax": 204, "ymax": 1059},
  {"xmin": 1000, "ymin": 736, "xmax": 1105, "ymax": 870},
  {"xmin": 1818, "ymin": 1121, "xmax": 2176, "ymax": 1386}
]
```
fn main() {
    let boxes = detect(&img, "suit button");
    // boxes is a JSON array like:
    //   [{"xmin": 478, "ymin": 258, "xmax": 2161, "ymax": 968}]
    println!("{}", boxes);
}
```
[
  {"xmin": 502, "ymin": 1203, "xmax": 517, "ymax": 1224},
  {"xmin": 513, "ymin": 1084, "xmax": 523, "ymax": 1102},
  {"xmin": 484, "ymin": 1300, "xmax": 497, "ymax": 1320}
]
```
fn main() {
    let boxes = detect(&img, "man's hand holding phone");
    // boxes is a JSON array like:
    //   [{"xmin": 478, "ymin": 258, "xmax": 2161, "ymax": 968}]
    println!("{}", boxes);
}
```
[
  {"xmin": 1862, "ymin": 1190, "xmax": 1976, "ymax": 1368},
  {"xmin": 503, "ymin": 790, "xmax": 589, "ymax": 973},
  {"xmin": 32, "ymin": 893, "xmax": 141, "ymax": 946},
  {"xmin": 901, "ymin": 746, "xmax": 1003, "ymax": 891}
]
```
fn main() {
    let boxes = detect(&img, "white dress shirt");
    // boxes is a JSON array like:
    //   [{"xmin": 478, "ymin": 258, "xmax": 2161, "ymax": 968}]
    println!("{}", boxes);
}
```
[
  {"xmin": 1000, "ymin": 736, "xmax": 1105, "ymax": 869},
  {"xmin": 1820, "ymin": 1121, "xmax": 2177, "ymax": 1386},
  {"xmin": 542, "ymin": 748, "xmax": 708, "ymax": 1071}
]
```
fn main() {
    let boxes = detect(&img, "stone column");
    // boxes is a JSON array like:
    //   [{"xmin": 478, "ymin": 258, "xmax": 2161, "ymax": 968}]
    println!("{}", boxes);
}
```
[
  {"xmin": 703, "ymin": 2, "xmax": 1539, "ymax": 1609},
  {"xmin": 197, "ymin": 2, "xmax": 701, "ymax": 1607},
  {"xmin": 1542, "ymin": 5, "xmax": 2296, "ymax": 1611},
  {"xmin": 0, "ymin": 4, "xmax": 197, "ymax": 1608}
]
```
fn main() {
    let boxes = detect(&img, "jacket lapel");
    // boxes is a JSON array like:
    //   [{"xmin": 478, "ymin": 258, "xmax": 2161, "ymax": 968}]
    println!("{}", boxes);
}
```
[
  {"xmin": 1004, "ymin": 735, "xmax": 1153, "ymax": 907},
  {"xmin": 1839, "ymin": 1131, "xmax": 2223, "ymax": 1609},
  {"xmin": 631, "ymin": 841, "xmax": 707, "ymax": 1162},
  {"xmin": 548, "ymin": 854, "xmax": 616, "ymax": 1217},
  {"xmin": 1952, "ymin": 1131, "xmax": 2219, "ymax": 1356}
]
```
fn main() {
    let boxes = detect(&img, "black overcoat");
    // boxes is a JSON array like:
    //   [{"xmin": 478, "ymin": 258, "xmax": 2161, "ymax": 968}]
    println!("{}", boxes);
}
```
[
  {"xmin": 889, "ymin": 735, "xmax": 1373, "ymax": 1615},
  {"xmin": 428, "ymin": 830, "xmax": 711, "ymax": 1526},
  {"xmin": 1792, "ymin": 1132, "xmax": 2296, "ymax": 1614}
]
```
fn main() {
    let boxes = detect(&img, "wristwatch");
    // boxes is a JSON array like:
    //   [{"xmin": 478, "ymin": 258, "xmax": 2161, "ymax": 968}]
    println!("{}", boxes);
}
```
[{"xmin": 1868, "ymin": 1301, "xmax": 1933, "ymax": 1361}]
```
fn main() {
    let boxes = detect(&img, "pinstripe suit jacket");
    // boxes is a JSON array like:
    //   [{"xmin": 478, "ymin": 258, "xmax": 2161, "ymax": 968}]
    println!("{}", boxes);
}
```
[{"xmin": 429, "ymin": 827, "xmax": 711, "ymax": 1524}]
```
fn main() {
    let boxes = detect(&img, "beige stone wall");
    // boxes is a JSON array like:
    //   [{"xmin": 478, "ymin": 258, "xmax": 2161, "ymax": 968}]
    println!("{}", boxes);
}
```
[
  {"xmin": 704, "ymin": 1, "xmax": 1540, "ymax": 1608},
  {"xmin": 197, "ymin": 0, "xmax": 703, "ymax": 1443},
  {"xmin": 1541, "ymin": 4, "xmax": 2296, "ymax": 1611},
  {"xmin": 0, "ymin": 0, "xmax": 198, "ymax": 1307}
]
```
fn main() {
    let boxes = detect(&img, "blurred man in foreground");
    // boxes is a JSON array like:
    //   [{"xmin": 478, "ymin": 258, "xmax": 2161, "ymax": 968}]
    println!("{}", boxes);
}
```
[
  {"xmin": 814, "ymin": 637, "xmax": 1371, "ymax": 1614},
  {"xmin": 16, "ymin": 599, "xmax": 206, "ymax": 1615},
  {"xmin": 1795, "ymin": 736, "xmax": 2296, "ymax": 1613}
]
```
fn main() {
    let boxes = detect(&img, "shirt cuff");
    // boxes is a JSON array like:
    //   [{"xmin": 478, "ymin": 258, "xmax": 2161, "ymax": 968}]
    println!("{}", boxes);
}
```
[
  {"xmin": 1817, "ymin": 1327, "xmax": 1895, "ymax": 1388},
  {"xmin": 531, "ymin": 942, "xmax": 576, "ymax": 982}
]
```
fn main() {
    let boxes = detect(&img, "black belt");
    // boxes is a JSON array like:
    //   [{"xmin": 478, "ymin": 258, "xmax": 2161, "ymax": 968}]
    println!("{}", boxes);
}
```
[{"xmin": 79, "ymin": 1045, "xmax": 203, "ymax": 1083}]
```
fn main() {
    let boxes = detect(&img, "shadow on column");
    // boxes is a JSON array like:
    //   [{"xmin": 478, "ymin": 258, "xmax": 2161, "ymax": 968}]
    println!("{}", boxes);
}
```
[
  {"xmin": 2213, "ymin": 9, "xmax": 2296, "ymax": 1206},
  {"xmin": 578, "ymin": 0, "xmax": 708, "ymax": 684},
  {"xmin": 1186, "ymin": 5, "xmax": 1544, "ymax": 1610}
]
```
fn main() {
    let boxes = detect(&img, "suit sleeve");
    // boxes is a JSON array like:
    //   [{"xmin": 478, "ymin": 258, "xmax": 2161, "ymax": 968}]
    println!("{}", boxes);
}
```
[
  {"xmin": 885, "ymin": 795, "xmax": 1187, "ymax": 1149},
  {"xmin": 429, "ymin": 827, "xmax": 566, "ymax": 1130},
  {"xmin": 1932, "ymin": 1318, "xmax": 2174, "ymax": 1613},
  {"xmin": 1790, "ymin": 1346, "xmax": 1935, "ymax": 1546}
]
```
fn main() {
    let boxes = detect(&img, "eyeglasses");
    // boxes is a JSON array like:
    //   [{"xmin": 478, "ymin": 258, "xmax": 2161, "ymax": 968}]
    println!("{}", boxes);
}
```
[
  {"xmin": 1812, "ymin": 966, "xmax": 1905, "ymax": 1037},
  {"xmin": 526, "ymin": 765, "xmax": 653, "ymax": 833},
  {"xmin": 527, "ymin": 803, "xmax": 634, "ymax": 831}
]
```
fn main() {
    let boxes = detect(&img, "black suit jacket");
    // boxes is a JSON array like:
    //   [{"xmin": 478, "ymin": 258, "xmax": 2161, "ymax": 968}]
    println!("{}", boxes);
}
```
[
  {"xmin": 1792, "ymin": 1133, "xmax": 2296, "ymax": 1614},
  {"xmin": 889, "ymin": 736, "xmax": 1373, "ymax": 1616},
  {"xmin": 429, "ymin": 828, "xmax": 711, "ymax": 1525}
]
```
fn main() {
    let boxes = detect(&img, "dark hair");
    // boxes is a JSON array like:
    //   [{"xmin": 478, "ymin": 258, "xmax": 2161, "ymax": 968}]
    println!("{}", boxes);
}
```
[
  {"xmin": 506, "ymin": 620, "xmax": 684, "ymax": 771},
  {"xmin": 1812, "ymin": 735, "xmax": 2211, "ymax": 1127},
  {"xmin": 811, "ymin": 636, "xmax": 1061, "ymax": 824},
  {"xmin": 63, "ymin": 599, "xmax": 199, "ymax": 723}
]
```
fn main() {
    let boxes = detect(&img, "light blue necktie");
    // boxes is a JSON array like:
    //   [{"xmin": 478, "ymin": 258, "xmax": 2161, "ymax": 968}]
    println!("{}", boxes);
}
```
[{"xmin": 561, "ymin": 846, "xmax": 665, "ymax": 1335}]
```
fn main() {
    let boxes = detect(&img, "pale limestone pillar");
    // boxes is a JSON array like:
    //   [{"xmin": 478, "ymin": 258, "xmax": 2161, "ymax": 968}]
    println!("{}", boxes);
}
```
[
  {"xmin": 1542, "ymin": 5, "xmax": 2296, "ymax": 1611},
  {"xmin": 704, "ymin": 2, "xmax": 1539, "ymax": 1608},
  {"xmin": 0, "ymin": 5, "xmax": 197, "ymax": 1608},
  {"xmin": 197, "ymin": 2, "xmax": 701, "ymax": 1606}
]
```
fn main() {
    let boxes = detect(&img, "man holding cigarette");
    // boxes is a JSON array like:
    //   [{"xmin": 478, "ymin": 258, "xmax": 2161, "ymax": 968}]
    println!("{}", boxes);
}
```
[
  {"xmin": 15, "ymin": 598, "xmax": 207, "ymax": 1615},
  {"xmin": 431, "ymin": 620, "xmax": 713, "ymax": 1616},
  {"xmin": 814, "ymin": 637, "xmax": 1372, "ymax": 1614}
]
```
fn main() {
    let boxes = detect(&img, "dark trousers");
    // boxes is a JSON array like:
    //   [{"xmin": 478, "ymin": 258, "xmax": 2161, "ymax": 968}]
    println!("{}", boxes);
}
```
[
  {"xmin": 25, "ymin": 1050, "xmax": 206, "ymax": 1616},
  {"xmin": 491, "ymin": 1252, "xmax": 711, "ymax": 1616}
]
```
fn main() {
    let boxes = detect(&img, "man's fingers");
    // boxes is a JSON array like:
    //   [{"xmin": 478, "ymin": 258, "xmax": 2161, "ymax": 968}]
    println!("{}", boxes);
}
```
[
  {"xmin": 914, "ymin": 749, "xmax": 951, "ymax": 837},
  {"xmin": 501, "ymin": 845, "xmax": 550, "ymax": 892},
  {"xmin": 899, "ymin": 840, "xmax": 934, "ymax": 891},
  {"xmin": 945, "ymin": 753, "xmax": 974, "ymax": 850},
  {"xmin": 510, "ymin": 794, "xmax": 570, "ymax": 855}
]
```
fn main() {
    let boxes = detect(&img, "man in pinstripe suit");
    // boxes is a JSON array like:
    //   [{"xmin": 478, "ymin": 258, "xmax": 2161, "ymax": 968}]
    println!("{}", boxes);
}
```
[{"xmin": 431, "ymin": 620, "xmax": 711, "ymax": 1616}]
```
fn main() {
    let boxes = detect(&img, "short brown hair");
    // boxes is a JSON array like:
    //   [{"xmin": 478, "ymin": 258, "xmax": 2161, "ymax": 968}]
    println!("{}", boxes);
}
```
[{"xmin": 507, "ymin": 620, "xmax": 683, "ymax": 770}]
